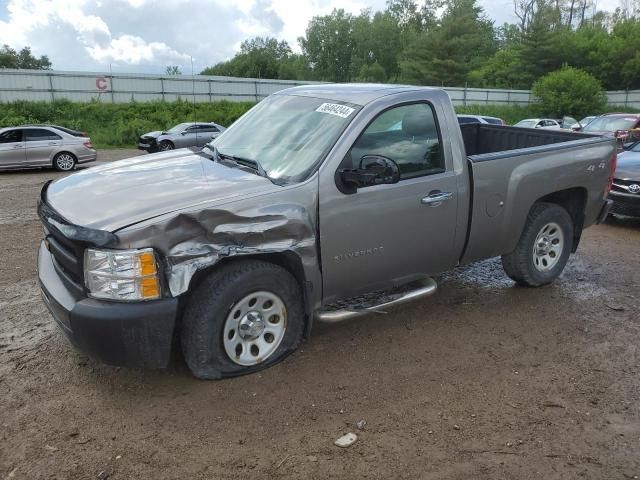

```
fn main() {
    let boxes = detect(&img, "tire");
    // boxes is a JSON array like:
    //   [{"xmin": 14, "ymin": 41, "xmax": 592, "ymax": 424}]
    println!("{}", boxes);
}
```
[
  {"xmin": 501, "ymin": 202, "xmax": 573, "ymax": 287},
  {"xmin": 53, "ymin": 152, "xmax": 77, "ymax": 171},
  {"xmin": 158, "ymin": 140, "xmax": 174, "ymax": 151},
  {"xmin": 181, "ymin": 260, "xmax": 305, "ymax": 379}
]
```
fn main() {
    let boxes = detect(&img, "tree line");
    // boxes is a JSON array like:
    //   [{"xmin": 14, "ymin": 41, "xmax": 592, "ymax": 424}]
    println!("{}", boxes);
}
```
[
  {"xmin": 0, "ymin": 45, "xmax": 51, "ymax": 70},
  {"xmin": 202, "ymin": 0, "xmax": 640, "ymax": 91}
]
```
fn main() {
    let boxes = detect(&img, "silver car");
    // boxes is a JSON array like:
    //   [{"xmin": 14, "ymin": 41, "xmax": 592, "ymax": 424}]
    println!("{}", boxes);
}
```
[
  {"xmin": 138, "ymin": 122, "xmax": 226, "ymax": 153},
  {"xmin": 0, "ymin": 125, "xmax": 97, "ymax": 171}
]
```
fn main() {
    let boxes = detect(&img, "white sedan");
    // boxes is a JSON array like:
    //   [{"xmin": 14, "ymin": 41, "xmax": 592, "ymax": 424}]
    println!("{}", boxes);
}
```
[{"xmin": 514, "ymin": 118, "xmax": 563, "ymax": 130}]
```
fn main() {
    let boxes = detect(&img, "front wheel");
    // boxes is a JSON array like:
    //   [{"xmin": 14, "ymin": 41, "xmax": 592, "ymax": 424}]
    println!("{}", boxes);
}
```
[
  {"xmin": 158, "ymin": 140, "xmax": 174, "ymax": 151},
  {"xmin": 502, "ymin": 202, "xmax": 573, "ymax": 287},
  {"xmin": 181, "ymin": 260, "xmax": 305, "ymax": 379},
  {"xmin": 53, "ymin": 152, "xmax": 77, "ymax": 171}
]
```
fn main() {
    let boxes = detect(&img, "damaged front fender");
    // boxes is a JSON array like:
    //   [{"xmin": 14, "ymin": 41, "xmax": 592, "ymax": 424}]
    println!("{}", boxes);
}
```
[{"xmin": 115, "ymin": 181, "xmax": 321, "ymax": 305}]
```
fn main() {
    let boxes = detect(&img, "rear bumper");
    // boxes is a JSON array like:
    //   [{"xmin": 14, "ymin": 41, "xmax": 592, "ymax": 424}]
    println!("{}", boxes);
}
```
[
  {"xmin": 37, "ymin": 241, "xmax": 178, "ymax": 368},
  {"xmin": 77, "ymin": 151, "xmax": 97, "ymax": 164},
  {"xmin": 597, "ymin": 199, "xmax": 613, "ymax": 223},
  {"xmin": 608, "ymin": 191, "xmax": 640, "ymax": 218}
]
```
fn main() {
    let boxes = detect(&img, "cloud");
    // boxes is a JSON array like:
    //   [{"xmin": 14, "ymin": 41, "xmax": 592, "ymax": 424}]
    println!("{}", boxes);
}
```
[
  {"xmin": 0, "ymin": 0, "xmax": 191, "ymax": 68},
  {"xmin": 87, "ymin": 35, "xmax": 190, "ymax": 64}
]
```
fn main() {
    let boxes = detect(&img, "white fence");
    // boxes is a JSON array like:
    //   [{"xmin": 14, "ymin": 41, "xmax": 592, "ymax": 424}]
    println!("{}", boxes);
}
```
[{"xmin": 0, "ymin": 69, "xmax": 638, "ymax": 108}]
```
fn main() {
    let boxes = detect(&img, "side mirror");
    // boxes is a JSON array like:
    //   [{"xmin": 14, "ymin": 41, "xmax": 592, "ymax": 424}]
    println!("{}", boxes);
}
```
[
  {"xmin": 535, "ymin": 124, "xmax": 542, "ymax": 128},
  {"xmin": 339, "ymin": 155, "xmax": 400, "ymax": 189}
]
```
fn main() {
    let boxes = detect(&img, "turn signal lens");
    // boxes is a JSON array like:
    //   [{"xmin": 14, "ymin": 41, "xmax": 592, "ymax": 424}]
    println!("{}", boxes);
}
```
[
  {"xmin": 139, "ymin": 251, "xmax": 157, "ymax": 276},
  {"xmin": 140, "ymin": 277, "xmax": 161, "ymax": 299}
]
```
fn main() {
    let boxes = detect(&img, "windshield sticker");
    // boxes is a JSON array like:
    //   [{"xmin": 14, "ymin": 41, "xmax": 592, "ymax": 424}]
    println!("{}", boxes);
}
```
[{"xmin": 315, "ymin": 103, "xmax": 355, "ymax": 118}]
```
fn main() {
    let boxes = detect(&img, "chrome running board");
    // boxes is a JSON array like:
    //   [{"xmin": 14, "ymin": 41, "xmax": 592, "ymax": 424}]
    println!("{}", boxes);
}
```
[{"xmin": 316, "ymin": 277, "xmax": 437, "ymax": 323}]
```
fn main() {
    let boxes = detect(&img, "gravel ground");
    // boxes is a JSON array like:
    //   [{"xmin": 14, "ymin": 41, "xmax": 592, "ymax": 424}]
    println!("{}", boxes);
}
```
[{"xmin": 1, "ymin": 149, "xmax": 639, "ymax": 479}]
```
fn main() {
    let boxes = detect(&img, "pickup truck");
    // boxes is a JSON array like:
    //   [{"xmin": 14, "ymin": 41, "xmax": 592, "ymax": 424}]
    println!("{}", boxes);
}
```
[{"xmin": 37, "ymin": 84, "xmax": 616, "ymax": 379}]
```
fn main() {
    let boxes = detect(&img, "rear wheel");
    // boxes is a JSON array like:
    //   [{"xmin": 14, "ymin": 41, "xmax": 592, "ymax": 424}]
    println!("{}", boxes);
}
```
[
  {"xmin": 53, "ymin": 152, "xmax": 77, "ymax": 171},
  {"xmin": 502, "ymin": 202, "xmax": 573, "ymax": 287},
  {"xmin": 181, "ymin": 260, "xmax": 305, "ymax": 379}
]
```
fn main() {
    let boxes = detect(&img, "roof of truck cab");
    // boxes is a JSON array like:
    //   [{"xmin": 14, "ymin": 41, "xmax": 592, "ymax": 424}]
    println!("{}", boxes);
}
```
[{"xmin": 275, "ymin": 83, "xmax": 437, "ymax": 106}]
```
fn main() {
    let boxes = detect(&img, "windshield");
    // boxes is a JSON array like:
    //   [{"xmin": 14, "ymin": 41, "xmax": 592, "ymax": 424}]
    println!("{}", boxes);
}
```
[
  {"xmin": 584, "ymin": 116, "xmax": 638, "ymax": 132},
  {"xmin": 167, "ymin": 123, "xmax": 192, "ymax": 133},
  {"xmin": 515, "ymin": 120, "xmax": 536, "ymax": 128},
  {"xmin": 211, "ymin": 95, "xmax": 358, "ymax": 182}
]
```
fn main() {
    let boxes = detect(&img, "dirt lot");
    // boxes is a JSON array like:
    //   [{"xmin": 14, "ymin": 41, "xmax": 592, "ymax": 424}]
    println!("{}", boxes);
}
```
[{"xmin": 1, "ymin": 149, "xmax": 639, "ymax": 479}]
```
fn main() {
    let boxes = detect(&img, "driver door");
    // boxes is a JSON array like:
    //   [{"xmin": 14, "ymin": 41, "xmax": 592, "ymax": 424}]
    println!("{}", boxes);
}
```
[{"xmin": 319, "ymin": 102, "xmax": 460, "ymax": 302}]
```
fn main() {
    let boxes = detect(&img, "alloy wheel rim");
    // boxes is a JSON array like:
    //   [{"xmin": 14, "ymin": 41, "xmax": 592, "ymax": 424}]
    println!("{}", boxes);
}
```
[
  {"xmin": 223, "ymin": 291, "xmax": 287, "ymax": 366},
  {"xmin": 160, "ymin": 142, "xmax": 173, "ymax": 151},
  {"xmin": 532, "ymin": 222, "xmax": 564, "ymax": 272},
  {"xmin": 56, "ymin": 154, "xmax": 74, "ymax": 170}
]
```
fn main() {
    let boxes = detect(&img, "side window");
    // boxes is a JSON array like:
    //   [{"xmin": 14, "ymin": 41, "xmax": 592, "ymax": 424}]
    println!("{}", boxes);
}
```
[
  {"xmin": 197, "ymin": 124, "xmax": 219, "ymax": 132},
  {"xmin": 348, "ymin": 103, "xmax": 444, "ymax": 180},
  {"xmin": 184, "ymin": 125, "xmax": 197, "ymax": 133},
  {"xmin": 0, "ymin": 129, "xmax": 22, "ymax": 143},
  {"xmin": 24, "ymin": 129, "xmax": 61, "ymax": 141}
]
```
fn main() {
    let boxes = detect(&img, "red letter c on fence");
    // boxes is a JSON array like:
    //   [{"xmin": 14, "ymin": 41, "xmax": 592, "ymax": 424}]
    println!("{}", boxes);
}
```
[{"xmin": 96, "ymin": 77, "xmax": 108, "ymax": 91}]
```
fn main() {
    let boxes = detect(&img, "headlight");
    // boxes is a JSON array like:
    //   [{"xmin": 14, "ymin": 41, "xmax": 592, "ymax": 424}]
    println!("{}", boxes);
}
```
[{"xmin": 84, "ymin": 248, "xmax": 161, "ymax": 301}]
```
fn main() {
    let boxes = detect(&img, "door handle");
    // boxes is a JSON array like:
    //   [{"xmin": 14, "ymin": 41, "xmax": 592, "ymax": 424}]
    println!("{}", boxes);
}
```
[
  {"xmin": 48, "ymin": 142, "xmax": 60, "ymax": 146},
  {"xmin": 13, "ymin": 144, "xmax": 23, "ymax": 149},
  {"xmin": 421, "ymin": 191, "xmax": 453, "ymax": 206}
]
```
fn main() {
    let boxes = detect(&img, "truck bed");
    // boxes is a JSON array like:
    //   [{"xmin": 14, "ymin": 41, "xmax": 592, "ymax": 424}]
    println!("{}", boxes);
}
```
[
  {"xmin": 460, "ymin": 124, "xmax": 601, "ymax": 161},
  {"xmin": 457, "ymin": 123, "xmax": 615, "ymax": 266}
]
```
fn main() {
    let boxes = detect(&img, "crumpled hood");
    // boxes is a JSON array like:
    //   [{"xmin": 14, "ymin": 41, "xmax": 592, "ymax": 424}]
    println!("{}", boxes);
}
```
[
  {"xmin": 45, "ymin": 149, "xmax": 277, "ymax": 231},
  {"xmin": 141, "ymin": 130, "xmax": 162, "ymax": 138},
  {"xmin": 615, "ymin": 151, "xmax": 640, "ymax": 180}
]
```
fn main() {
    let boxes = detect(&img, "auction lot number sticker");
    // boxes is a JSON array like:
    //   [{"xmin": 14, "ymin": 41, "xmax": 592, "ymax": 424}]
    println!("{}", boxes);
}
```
[{"xmin": 316, "ymin": 103, "xmax": 355, "ymax": 118}]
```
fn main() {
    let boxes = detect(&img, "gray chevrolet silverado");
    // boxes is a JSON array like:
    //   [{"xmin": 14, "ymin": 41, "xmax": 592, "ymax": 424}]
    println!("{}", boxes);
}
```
[{"xmin": 37, "ymin": 84, "xmax": 616, "ymax": 379}]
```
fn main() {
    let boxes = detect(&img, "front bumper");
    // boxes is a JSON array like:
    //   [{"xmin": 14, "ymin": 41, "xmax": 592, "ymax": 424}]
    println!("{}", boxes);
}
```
[
  {"xmin": 37, "ymin": 241, "xmax": 178, "ymax": 368},
  {"xmin": 138, "ymin": 138, "xmax": 158, "ymax": 152},
  {"xmin": 609, "ymin": 190, "xmax": 640, "ymax": 218}
]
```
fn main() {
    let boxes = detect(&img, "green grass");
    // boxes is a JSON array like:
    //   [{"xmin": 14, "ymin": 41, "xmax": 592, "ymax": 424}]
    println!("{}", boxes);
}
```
[
  {"xmin": 1, "ymin": 99, "xmax": 638, "ymax": 148},
  {"xmin": 456, "ymin": 104, "xmax": 539, "ymax": 124},
  {"xmin": 0, "ymin": 99, "xmax": 255, "ymax": 148}
]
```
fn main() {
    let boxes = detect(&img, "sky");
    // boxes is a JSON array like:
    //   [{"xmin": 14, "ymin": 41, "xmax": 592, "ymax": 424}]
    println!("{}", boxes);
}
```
[{"xmin": 0, "ymin": 0, "xmax": 622, "ymax": 74}]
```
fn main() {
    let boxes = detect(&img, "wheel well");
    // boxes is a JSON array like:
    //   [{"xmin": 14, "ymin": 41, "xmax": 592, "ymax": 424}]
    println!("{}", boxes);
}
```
[
  {"xmin": 536, "ymin": 187, "xmax": 587, "ymax": 252},
  {"xmin": 159, "ymin": 139, "xmax": 174, "ymax": 147},
  {"xmin": 185, "ymin": 252, "xmax": 311, "ymax": 329}
]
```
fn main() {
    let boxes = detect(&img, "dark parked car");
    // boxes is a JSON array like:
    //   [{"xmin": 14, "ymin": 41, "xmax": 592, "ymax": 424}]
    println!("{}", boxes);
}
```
[
  {"xmin": 138, "ymin": 122, "xmax": 226, "ymax": 153},
  {"xmin": 609, "ymin": 142, "xmax": 640, "ymax": 217},
  {"xmin": 583, "ymin": 113, "xmax": 640, "ymax": 145}
]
